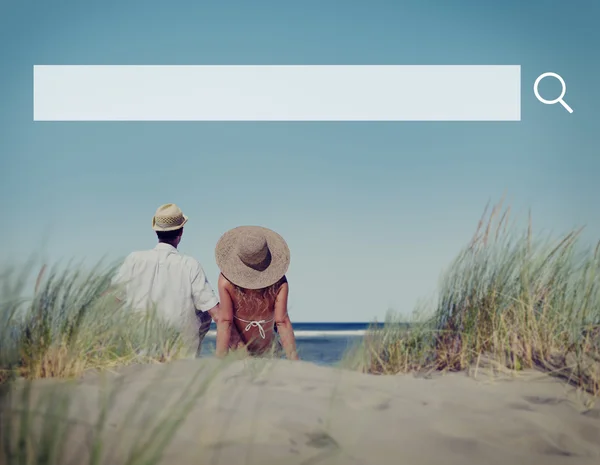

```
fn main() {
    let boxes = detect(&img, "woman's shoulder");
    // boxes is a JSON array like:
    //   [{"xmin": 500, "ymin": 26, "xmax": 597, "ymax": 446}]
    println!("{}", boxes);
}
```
[
  {"xmin": 269, "ymin": 275, "xmax": 287, "ymax": 292},
  {"xmin": 274, "ymin": 275, "xmax": 288, "ymax": 295},
  {"xmin": 218, "ymin": 273, "xmax": 235, "ymax": 291}
]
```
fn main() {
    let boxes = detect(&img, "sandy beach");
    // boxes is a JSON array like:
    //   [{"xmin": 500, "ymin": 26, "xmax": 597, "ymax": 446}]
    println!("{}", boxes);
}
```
[{"xmin": 2, "ymin": 358, "xmax": 599, "ymax": 465}]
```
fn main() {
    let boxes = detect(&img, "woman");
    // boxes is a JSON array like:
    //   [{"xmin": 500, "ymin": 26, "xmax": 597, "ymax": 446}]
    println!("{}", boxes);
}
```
[{"xmin": 214, "ymin": 225, "xmax": 299, "ymax": 360}]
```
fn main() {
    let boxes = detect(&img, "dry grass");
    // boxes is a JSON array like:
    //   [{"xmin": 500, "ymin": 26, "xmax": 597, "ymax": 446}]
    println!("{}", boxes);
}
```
[
  {"xmin": 0, "ymin": 261, "xmax": 189, "ymax": 384},
  {"xmin": 0, "ymin": 259, "xmax": 209, "ymax": 464},
  {"xmin": 0, "ymin": 258, "xmax": 276, "ymax": 465},
  {"xmin": 345, "ymin": 200, "xmax": 600, "ymax": 395}
]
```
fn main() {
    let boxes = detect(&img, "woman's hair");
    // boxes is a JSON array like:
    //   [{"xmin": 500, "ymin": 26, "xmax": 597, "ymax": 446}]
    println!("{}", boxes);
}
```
[{"xmin": 231, "ymin": 276, "xmax": 287, "ymax": 316}]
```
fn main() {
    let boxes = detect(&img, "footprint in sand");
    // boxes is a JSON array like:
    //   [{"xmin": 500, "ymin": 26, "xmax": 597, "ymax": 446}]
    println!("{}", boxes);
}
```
[
  {"xmin": 305, "ymin": 431, "xmax": 339, "ymax": 450},
  {"xmin": 582, "ymin": 408, "xmax": 600, "ymax": 420},
  {"xmin": 506, "ymin": 402, "xmax": 536, "ymax": 412},
  {"xmin": 523, "ymin": 395, "xmax": 565, "ymax": 406}
]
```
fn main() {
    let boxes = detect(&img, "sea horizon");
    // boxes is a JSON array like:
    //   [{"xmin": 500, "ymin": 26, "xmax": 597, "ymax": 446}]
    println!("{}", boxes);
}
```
[
  {"xmin": 206, "ymin": 321, "xmax": 408, "ymax": 338},
  {"xmin": 202, "ymin": 321, "xmax": 409, "ymax": 364}
]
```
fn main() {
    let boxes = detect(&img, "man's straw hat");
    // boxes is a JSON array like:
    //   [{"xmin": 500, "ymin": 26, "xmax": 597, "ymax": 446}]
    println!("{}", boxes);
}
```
[
  {"xmin": 152, "ymin": 203, "xmax": 188, "ymax": 232},
  {"xmin": 215, "ymin": 225, "xmax": 290, "ymax": 290}
]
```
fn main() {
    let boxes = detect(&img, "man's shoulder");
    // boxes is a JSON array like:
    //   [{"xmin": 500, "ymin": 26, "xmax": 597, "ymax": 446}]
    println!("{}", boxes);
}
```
[
  {"xmin": 178, "ymin": 253, "xmax": 204, "ymax": 270},
  {"xmin": 123, "ymin": 249, "xmax": 155, "ymax": 262},
  {"xmin": 123, "ymin": 248, "xmax": 207, "ymax": 274},
  {"xmin": 113, "ymin": 250, "xmax": 151, "ymax": 281},
  {"xmin": 120, "ymin": 248, "xmax": 167, "ymax": 270}
]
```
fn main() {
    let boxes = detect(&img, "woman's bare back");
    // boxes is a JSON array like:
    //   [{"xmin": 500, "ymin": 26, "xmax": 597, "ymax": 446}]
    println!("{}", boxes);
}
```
[{"xmin": 222, "ymin": 275, "xmax": 285, "ymax": 354}]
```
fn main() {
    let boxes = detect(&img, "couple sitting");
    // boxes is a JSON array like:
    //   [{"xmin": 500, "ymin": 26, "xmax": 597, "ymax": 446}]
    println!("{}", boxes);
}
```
[{"xmin": 113, "ymin": 203, "xmax": 299, "ymax": 360}]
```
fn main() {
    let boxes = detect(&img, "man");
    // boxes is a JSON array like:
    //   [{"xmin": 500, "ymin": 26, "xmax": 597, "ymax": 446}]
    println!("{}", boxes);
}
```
[{"xmin": 112, "ymin": 203, "xmax": 241, "ymax": 356}]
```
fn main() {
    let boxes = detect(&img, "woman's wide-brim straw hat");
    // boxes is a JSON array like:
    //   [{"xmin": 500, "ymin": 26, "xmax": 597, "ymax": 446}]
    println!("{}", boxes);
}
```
[
  {"xmin": 215, "ymin": 225, "xmax": 290, "ymax": 290},
  {"xmin": 152, "ymin": 203, "xmax": 188, "ymax": 231}
]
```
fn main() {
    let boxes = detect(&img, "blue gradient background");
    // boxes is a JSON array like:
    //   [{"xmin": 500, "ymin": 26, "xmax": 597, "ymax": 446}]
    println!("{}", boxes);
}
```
[{"xmin": 0, "ymin": 0, "xmax": 598, "ymax": 321}]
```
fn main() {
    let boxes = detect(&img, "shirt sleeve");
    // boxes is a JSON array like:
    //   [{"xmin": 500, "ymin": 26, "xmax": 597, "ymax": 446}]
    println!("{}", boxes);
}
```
[{"xmin": 190, "ymin": 260, "xmax": 219, "ymax": 312}]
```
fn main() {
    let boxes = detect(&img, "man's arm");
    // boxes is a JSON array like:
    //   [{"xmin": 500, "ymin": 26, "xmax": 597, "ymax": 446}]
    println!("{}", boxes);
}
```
[
  {"xmin": 273, "ymin": 280, "xmax": 299, "ymax": 360},
  {"xmin": 191, "ymin": 261, "xmax": 220, "ymax": 313}
]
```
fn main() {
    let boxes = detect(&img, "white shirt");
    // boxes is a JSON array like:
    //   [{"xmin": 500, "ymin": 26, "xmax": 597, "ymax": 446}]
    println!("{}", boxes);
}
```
[{"xmin": 113, "ymin": 243, "xmax": 219, "ymax": 328}]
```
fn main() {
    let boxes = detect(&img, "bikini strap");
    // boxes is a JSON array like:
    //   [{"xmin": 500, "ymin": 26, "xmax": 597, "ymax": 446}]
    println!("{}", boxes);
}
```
[{"xmin": 234, "ymin": 315, "xmax": 275, "ymax": 339}]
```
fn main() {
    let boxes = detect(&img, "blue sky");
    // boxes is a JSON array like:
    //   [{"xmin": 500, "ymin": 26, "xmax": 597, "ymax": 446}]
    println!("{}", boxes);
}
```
[{"xmin": 1, "ymin": 0, "xmax": 598, "ymax": 321}]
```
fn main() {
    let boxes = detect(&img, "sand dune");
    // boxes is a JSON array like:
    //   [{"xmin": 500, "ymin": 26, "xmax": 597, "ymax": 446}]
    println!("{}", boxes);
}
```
[{"xmin": 2, "ymin": 358, "xmax": 599, "ymax": 465}]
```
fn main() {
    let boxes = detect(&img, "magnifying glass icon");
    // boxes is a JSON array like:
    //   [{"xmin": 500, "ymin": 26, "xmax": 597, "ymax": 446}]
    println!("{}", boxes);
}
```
[{"xmin": 533, "ymin": 72, "xmax": 573, "ymax": 113}]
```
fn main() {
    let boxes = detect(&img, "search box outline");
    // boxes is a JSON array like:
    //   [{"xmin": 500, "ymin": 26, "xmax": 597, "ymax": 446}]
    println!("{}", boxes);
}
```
[{"xmin": 33, "ymin": 64, "xmax": 522, "ymax": 122}]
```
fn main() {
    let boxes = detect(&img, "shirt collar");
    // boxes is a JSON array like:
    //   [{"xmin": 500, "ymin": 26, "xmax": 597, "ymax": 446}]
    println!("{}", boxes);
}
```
[{"xmin": 155, "ymin": 242, "xmax": 179, "ymax": 253}]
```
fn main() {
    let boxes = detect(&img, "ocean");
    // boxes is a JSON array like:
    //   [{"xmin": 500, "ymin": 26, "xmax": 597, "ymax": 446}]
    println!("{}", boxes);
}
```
[{"xmin": 200, "ymin": 322, "xmax": 384, "ymax": 365}]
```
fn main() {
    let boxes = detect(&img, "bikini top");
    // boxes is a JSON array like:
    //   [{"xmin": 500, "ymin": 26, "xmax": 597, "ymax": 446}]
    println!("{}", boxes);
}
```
[{"xmin": 234, "ymin": 315, "xmax": 274, "ymax": 339}]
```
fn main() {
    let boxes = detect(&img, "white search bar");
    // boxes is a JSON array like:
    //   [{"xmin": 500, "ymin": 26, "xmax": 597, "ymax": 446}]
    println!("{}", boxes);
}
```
[{"xmin": 33, "ymin": 65, "xmax": 521, "ymax": 121}]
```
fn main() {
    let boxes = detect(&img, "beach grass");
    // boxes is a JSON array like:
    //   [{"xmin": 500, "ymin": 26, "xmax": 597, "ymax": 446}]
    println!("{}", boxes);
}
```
[
  {"xmin": 343, "ymin": 201, "xmax": 600, "ymax": 396},
  {"xmin": 0, "ymin": 260, "xmax": 190, "ymax": 385},
  {"xmin": 0, "ymin": 260, "xmax": 245, "ymax": 464},
  {"xmin": 0, "ymin": 258, "xmax": 285, "ymax": 464}
]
